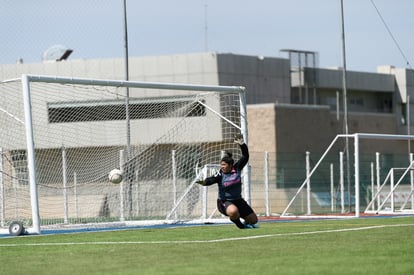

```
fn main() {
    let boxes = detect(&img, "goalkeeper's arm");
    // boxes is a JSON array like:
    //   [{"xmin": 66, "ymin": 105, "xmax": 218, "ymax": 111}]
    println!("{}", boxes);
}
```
[
  {"xmin": 196, "ymin": 175, "xmax": 218, "ymax": 186},
  {"xmin": 233, "ymin": 133, "xmax": 249, "ymax": 169}
]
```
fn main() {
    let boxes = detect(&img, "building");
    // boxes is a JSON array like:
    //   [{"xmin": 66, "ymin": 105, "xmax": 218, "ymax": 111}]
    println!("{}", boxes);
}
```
[{"xmin": 2, "ymin": 51, "xmax": 414, "ymax": 155}]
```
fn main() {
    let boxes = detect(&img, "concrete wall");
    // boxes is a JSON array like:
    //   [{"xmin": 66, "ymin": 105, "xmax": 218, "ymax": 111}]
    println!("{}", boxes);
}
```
[
  {"xmin": 247, "ymin": 104, "xmax": 277, "ymax": 153},
  {"xmin": 0, "ymin": 52, "xmax": 220, "ymax": 85},
  {"xmin": 217, "ymin": 54, "xmax": 291, "ymax": 104},
  {"xmin": 377, "ymin": 66, "xmax": 414, "ymax": 104},
  {"xmin": 245, "ymin": 102, "xmax": 406, "ymax": 155},
  {"xmin": 292, "ymin": 67, "xmax": 395, "ymax": 92},
  {"xmin": 345, "ymin": 112, "xmax": 406, "ymax": 154},
  {"xmin": 274, "ymin": 104, "xmax": 337, "ymax": 153}
]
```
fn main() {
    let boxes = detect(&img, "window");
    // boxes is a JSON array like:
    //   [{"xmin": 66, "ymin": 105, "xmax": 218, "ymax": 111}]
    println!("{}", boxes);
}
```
[{"xmin": 48, "ymin": 97, "xmax": 206, "ymax": 123}]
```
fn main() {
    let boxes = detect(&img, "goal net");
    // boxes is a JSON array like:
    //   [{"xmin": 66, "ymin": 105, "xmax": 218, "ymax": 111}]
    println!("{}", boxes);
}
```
[{"xmin": 0, "ymin": 75, "xmax": 247, "ymax": 234}]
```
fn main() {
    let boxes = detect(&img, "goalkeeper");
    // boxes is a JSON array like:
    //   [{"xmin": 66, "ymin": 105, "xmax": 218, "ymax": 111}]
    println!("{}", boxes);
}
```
[{"xmin": 197, "ymin": 134, "xmax": 258, "ymax": 229}]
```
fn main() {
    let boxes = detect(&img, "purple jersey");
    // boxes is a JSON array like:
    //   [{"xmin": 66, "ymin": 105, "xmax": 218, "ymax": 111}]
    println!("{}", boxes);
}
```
[{"xmin": 204, "ymin": 144, "xmax": 249, "ymax": 201}]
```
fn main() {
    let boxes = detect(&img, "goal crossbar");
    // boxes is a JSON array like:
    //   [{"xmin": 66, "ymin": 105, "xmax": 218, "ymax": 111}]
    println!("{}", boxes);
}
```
[{"xmin": 24, "ymin": 74, "xmax": 245, "ymax": 93}]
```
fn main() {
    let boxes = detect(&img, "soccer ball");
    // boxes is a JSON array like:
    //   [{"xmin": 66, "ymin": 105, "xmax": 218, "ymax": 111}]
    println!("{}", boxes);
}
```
[{"xmin": 108, "ymin": 169, "xmax": 123, "ymax": 184}]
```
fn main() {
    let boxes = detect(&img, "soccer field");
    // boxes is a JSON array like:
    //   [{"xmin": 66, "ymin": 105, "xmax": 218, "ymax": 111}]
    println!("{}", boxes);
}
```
[{"xmin": 0, "ymin": 216, "xmax": 413, "ymax": 275}]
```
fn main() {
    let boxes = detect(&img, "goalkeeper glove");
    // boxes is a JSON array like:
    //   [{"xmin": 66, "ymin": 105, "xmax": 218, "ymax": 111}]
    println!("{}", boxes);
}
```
[
  {"xmin": 234, "ymin": 133, "xmax": 244, "ymax": 145},
  {"xmin": 196, "ymin": 179, "xmax": 206, "ymax": 186}
]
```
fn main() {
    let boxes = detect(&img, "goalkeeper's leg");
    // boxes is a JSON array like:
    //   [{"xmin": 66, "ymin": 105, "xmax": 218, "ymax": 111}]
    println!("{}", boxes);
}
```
[
  {"xmin": 237, "ymin": 199, "xmax": 258, "ymax": 227},
  {"xmin": 217, "ymin": 200, "xmax": 245, "ymax": 229},
  {"xmin": 227, "ymin": 205, "xmax": 245, "ymax": 229}
]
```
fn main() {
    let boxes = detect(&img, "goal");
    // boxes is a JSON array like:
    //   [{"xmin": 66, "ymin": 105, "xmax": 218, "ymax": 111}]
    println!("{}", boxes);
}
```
[
  {"xmin": 280, "ymin": 133, "xmax": 414, "ymax": 218},
  {"xmin": 0, "ymin": 75, "xmax": 248, "ymax": 234}
]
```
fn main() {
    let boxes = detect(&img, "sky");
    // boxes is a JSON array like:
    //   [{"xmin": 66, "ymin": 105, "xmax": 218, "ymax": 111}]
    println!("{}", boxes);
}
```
[{"xmin": 1, "ymin": 0, "xmax": 413, "ymax": 73}]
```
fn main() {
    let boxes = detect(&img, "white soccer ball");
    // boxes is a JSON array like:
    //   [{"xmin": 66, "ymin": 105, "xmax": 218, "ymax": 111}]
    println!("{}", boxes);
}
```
[{"xmin": 108, "ymin": 169, "xmax": 123, "ymax": 184}]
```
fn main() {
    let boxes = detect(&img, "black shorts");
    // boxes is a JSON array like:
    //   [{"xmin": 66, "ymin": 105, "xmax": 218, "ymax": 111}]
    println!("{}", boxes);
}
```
[{"xmin": 217, "ymin": 198, "xmax": 254, "ymax": 218}]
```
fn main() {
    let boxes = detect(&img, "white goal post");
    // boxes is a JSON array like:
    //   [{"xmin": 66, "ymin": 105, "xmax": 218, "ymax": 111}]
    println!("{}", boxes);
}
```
[
  {"xmin": 281, "ymin": 133, "xmax": 414, "ymax": 218},
  {"xmin": 0, "ymin": 74, "xmax": 248, "ymax": 234}
]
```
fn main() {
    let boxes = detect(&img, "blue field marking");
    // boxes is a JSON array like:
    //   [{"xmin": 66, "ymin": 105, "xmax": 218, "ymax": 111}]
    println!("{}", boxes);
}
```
[
  {"xmin": 0, "ymin": 214, "xmax": 413, "ymax": 238},
  {"xmin": 0, "ymin": 221, "xmax": 227, "ymax": 238}
]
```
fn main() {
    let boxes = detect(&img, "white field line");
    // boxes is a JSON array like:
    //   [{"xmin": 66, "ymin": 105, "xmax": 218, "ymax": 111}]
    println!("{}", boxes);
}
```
[{"xmin": 0, "ymin": 223, "xmax": 413, "ymax": 247}]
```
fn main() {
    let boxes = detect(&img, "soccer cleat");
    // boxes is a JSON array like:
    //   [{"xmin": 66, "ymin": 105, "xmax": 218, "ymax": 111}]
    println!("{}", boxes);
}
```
[{"xmin": 244, "ymin": 223, "xmax": 258, "ymax": 229}]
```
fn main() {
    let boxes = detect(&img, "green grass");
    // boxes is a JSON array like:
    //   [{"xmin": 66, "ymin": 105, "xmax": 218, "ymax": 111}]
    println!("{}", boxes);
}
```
[{"xmin": 1, "ymin": 217, "xmax": 414, "ymax": 275}]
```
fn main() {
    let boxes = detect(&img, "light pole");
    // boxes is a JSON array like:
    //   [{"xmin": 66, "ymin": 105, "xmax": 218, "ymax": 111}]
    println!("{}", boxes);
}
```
[
  {"xmin": 122, "ymin": 0, "xmax": 132, "ymax": 216},
  {"xmin": 340, "ymin": 0, "xmax": 351, "ymax": 211}
]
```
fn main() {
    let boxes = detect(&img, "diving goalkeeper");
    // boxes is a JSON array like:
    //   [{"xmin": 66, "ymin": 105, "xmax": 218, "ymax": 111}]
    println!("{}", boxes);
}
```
[{"xmin": 197, "ymin": 134, "xmax": 258, "ymax": 229}]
